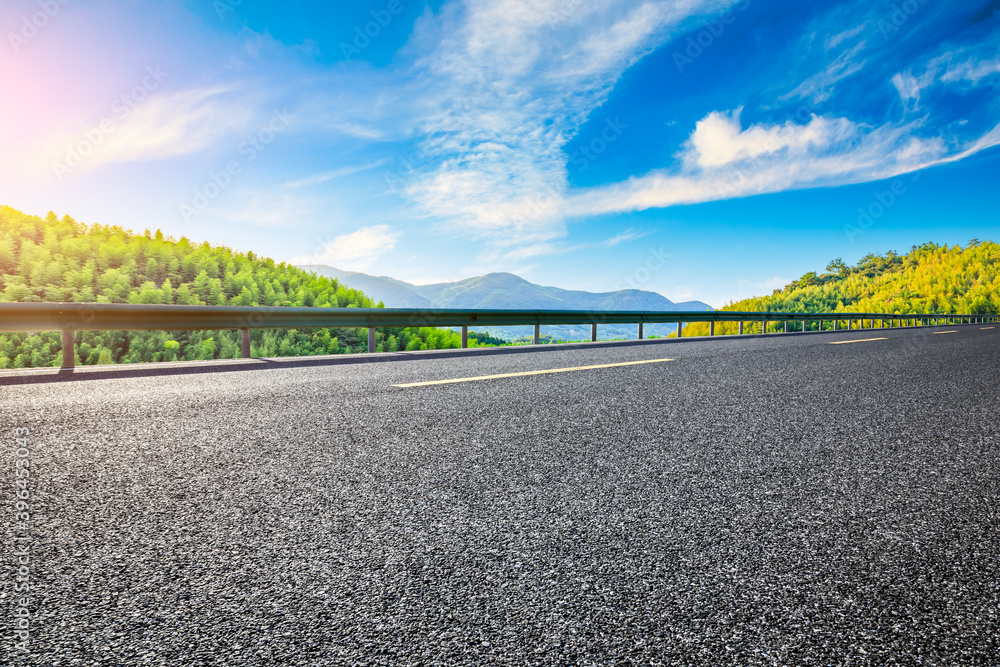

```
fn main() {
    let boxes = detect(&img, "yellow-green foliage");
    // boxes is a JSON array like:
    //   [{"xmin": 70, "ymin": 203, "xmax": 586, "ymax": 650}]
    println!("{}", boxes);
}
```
[
  {"xmin": 677, "ymin": 241, "xmax": 999, "ymax": 337},
  {"xmin": 0, "ymin": 206, "xmax": 493, "ymax": 367}
]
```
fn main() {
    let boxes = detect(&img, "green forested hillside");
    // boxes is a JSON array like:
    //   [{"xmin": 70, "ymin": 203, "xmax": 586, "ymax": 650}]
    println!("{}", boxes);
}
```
[
  {"xmin": 678, "ymin": 241, "xmax": 999, "ymax": 336},
  {"xmin": 0, "ymin": 206, "xmax": 489, "ymax": 368}
]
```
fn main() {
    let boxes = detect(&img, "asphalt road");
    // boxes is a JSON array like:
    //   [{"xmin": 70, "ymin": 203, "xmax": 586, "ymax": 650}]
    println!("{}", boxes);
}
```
[{"xmin": 2, "ymin": 325, "xmax": 999, "ymax": 665}]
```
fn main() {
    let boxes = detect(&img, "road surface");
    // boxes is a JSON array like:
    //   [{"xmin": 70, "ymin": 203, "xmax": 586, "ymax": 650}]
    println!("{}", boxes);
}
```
[{"xmin": 2, "ymin": 325, "xmax": 999, "ymax": 665}]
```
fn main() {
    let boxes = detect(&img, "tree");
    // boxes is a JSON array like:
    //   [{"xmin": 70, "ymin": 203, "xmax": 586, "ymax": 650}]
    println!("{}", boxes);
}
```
[{"xmin": 825, "ymin": 258, "xmax": 848, "ymax": 277}]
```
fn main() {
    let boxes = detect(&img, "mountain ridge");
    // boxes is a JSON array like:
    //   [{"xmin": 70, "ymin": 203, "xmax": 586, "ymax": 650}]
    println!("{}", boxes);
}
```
[
  {"xmin": 296, "ymin": 265, "xmax": 713, "ymax": 312},
  {"xmin": 295, "ymin": 265, "xmax": 713, "ymax": 341}
]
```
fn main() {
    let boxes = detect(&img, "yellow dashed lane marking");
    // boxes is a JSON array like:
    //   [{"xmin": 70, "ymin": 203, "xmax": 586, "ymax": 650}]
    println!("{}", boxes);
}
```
[
  {"xmin": 392, "ymin": 358, "xmax": 675, "ymax": 388},
  {"xmin": 981, "ymin": 327, "xmax": 995, "ymax": 330},
  {"xmin": 828, "ymin": 338, "xmax": 887, "ymax": 345},
  {"xmin": 933, "ymin": 331, "xmax": 957, "ymax": 334}
]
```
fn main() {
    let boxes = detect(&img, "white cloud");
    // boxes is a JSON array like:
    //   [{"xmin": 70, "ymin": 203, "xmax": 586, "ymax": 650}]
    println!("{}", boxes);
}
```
[
  {"xmin": 889, "ymin": 31, "xmax": 1000, "ymax": 111},
  {"xmin": 294, "ymin": 224, "xmax": 401, "ymax": 270},
  {"xmin": 683, "ymin": 108, "xmax": 855, "ymax": 169},
  {"xmin": 891, "ymin": 71, "xmax": 925, "ymax": 111},
  {"xmin": 482, "ymin": 227, "xmax": 652, "ymax": 262},
  {"xmin": 398, "ymin": 0, "xmax": 742, "ymax": 247},
  {"xmin": 212, "ymin": 190, "xmax": 317, "ymax": 228},
  {"xmin": 674, "ymin": 285, "xmax": 696, "ymax": 300},
  {"xmin": 73, "ymin": 85, "xmax": 258, "ymax": 169},
  {"xmin": 563, "ymin": 110, "xmax": 1000, "ymax": 219},
  {"xmin": 782, "ymin": 40, "xmax": 867, "ymax": 104},
  {"xmin": 282, "ymin": 161, "xmax": 387, "ymax": 189},
  {"xmin": 825, "ymin": 23, "xmax": 866, "ymax": 50},
  {"xmin": 603, "ymin": 228, "xmax": 653, "ymax": 246},
  {"xmin": 940, "ymin": 56, "xmax": 1000, "ymax": 85}
]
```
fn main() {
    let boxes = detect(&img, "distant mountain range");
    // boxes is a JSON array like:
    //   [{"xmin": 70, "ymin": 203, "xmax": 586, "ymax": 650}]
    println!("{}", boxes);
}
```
[{"xmin": 296, "ymin": 265, "xmax": 713, "ymax": 341}]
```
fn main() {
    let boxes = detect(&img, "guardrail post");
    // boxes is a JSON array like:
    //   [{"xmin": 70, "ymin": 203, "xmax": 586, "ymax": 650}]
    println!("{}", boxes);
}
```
[
  {"xmin": 709, "ymin": 321, "xmax": 714, "ymax": 337},
  {"xmin": 784, "ymin": 321, "xmax": 788, "ymax": 333},
  {"xmin": 833, "ymin": 319, "xmax": 838, "ymax": 331},
  {"xmin": 638, "ymin": 322, "xmax": 644, "ymax": 339},
  {"xmin": 591, "ymin": 323, "xmax": 597, "ymax": 342},
  {"xmin": 461, "ymin": 325, "xmax": 468, "ymax": 348},
  {"xmin": 534, "ymin": 324, "xmax": 540, "ymax": 345},
  {"xmin": 761, "ymin": 320, "xmax": 765, "ymax": 335},
  {"xmin": 61, "ymin": 329, "xmax": 75, "ymax": 369},
  {"xmin": 240, "ymin": 328, "xmax": 251, "ymax": 358},
  {"xmin": 368, "ymin": 327, "xmax": 376, "ymax": 353},
  {"xmin": 677, "ymin": 322, "xmax": 682, "ymax": 338},
  {"xmin": 739, "ymin": 321, "xmax": 744, "ymax": 335}
]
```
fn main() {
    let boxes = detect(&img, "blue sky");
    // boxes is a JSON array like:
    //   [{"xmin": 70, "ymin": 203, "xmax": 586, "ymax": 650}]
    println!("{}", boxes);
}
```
[{"xmin": 1, "ymin": 0, "xmax": 998, "ymax": 307}]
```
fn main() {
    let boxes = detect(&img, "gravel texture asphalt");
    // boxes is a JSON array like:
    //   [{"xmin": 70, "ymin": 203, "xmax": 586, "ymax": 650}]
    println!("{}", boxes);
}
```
[{"xmin": 2, "ymin": 324, "xmax": 999, "ymax": 665}]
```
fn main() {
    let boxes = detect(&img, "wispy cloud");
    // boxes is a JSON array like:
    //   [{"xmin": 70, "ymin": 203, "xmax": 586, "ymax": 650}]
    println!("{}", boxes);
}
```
[
  {"xmin": 940, "ymin": 56, "xmax": 1000, "ymax": 84},
  {"xmin": 782, "ymin": 40, "xmax": 868, "ymax": 104},
  {"xmin": 890, "ymin": 27, "xmax": 1000, "ymax": 110},
  {"xmin": 486, "ymin": 227, "xmax": 653, "ymax": 261},
  {"xmin": 825, "ymin": 23, "xmax": 867, "ymax": 50},
  {"xmin": 65, "ymin": 85, "xmax": 259, "ymax": 169},
  {"xmin": 293, "ymin": 224, "xmax": 401, "ymax": 270},
  {"xmin": 564, "ymin": 110, "xmax": 1000, "ymax": 218},
  {"xmin": 604, "ymin": 228, "xmax": 653, "ymax": 246},
  {"xmin": 396, "ymin": 0, "xmax": 742, "ymax": 248},
  {"xmin": 211, "ymin": 189, "xmax": 318, "ymax": 228},
  {"xmin": 282, "ymin": 161, "xmax": 387, "ymax": 189}
]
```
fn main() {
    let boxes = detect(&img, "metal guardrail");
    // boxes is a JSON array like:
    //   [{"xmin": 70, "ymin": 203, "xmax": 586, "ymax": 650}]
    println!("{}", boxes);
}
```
[{"xmin": 0, "ymin": 302, "xmax": 994, "ymax": 369}]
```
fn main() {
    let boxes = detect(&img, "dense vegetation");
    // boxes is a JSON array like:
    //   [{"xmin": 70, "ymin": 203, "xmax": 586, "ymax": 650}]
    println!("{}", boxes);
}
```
[
  {"xmin": 3, "ymin": 205, "xmax": 994, "ymax": 365},
  {"xmin": 0, "ymin": 206, "xmax": 500, "ymax": 368},
  {"xmin": 676, "ymin": 241, "xmax": 999, "ymax": 335}
]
